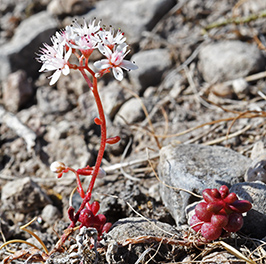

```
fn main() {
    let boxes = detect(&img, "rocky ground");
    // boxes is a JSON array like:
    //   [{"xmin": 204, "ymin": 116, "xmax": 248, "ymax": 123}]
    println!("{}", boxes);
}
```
[{"xmin": 1, "ymin": 0, "xmax": 266, "ymax": 263}]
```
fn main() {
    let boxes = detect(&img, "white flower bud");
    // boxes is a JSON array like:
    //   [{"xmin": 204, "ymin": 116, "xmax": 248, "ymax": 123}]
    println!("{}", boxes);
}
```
[{"xmin": 50, "ymin": 161, "xmax": 66, "ymax": 173}]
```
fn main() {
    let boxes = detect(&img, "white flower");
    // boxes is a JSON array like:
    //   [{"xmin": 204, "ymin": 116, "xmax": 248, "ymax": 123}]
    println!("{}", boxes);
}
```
[
  {"xmin": 94, "ymin": 43, "xmax": 138, "ymax": 81},
  {"xmin": 70, "ymin": 34, "xmax": 99, "ymax": 54},
  {"xmin": 67, "ymin": 18, "xmax": 101, "ymax": 56},
  {"xmin": 98, "ymin": 27, "xmax": 126, "ymax": 50},
  {"xmin": 50, "ymin": 161, "xmax": 66, "ymax": 173},
  {"xmin": 38, "ymin": 42, "xmax": 72, "ymax": 85},
  {"xmin": 71, "ymin": 18, "xmax": 101, "ymax": 37}
]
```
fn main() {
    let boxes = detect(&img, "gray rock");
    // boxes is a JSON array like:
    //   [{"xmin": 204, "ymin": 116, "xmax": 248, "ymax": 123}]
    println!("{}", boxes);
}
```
[
  {"xmin": 198, "ymin": 40, "xmax": 265, "ymax": 83},
  {"xmin": 129, "ymin": 49, "xmax": 172, "ymax": 94},
  {"xmin": 1, "ymin": 177, "xmax": 52, "ymax": 213},
  {"xmin": 158, "ymin": 143, "xmax": 251, "ymax": 224},
  {"xmin": 113, "ymin": 97, "xmax": 153, "ymax": 125},
  {"xmin": 100, "ymin": 81, "xmax": 128, "ymax": 120},
  {"xmin": 41, "ymin": 204, "xmax": 61, "ymax": 225},
  {"xmin": 84, "ymin": 0, "xmax": 176, "ymax": 44},
  {"xmin": 230, "ymin": 181, "xmax": 266, "ymax": 239},
  {"xmin": 0, "ymin": 11, "xmax": 58, "ymax": 81},
  {"xmin": 47, "ymin": 0, "xmax": 91, "ymax": 16},
  {"xmin": 109, "ymin": 217, "xmax": 180, "ymax": 240},
  {"xmin": 2, "ymin": 70, "xmax": 33, "ymax": 112},
  {"xmin": 106, "ymin": 217, "xmax": 181, "ymax": 264}
]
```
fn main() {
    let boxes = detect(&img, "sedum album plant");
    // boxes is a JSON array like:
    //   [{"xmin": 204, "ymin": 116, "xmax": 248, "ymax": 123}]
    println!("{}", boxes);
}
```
[
  {"xmin": 189, "ymin": 185, "xmax": 252, "ymax": 241},
  {"xmin": 37, "ymin": 18, "xmax": 138, "ymax": 248}
]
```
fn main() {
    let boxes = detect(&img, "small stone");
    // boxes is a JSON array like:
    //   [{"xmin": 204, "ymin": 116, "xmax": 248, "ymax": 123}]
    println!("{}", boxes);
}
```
[
  {"xmin": 211, "ymin": 82, "xmax": 234, "ymax": 99},
  {"xmin": 198, "ymin": 40, "xmax": 265, "ymax": 83},
  {"xmin": 232, "ymin": 78, "xmax": 249, "ymax": 96},
  {"xmin": 129, "ymin": 49, "xmax": 172, "ymax": 94},
  {"xmin": 106, "ymin": 217, "xmax": 181, "ymax": 263},
  {"xmin": 114, "ymin": 97, "xmax": 155, "ymax": 125},
  {"xmin": 114, "ymin": 97, "xmax": 145, "ymax": 125},
  {"xmin": 47, "ymin": 0, "xmax": 92, "ymax": 16},
  {"xmin": 109, "ymin": 217, "xmax": 180, "ymax": 240},
  {"xmin": 41, "ymin": 204, "xmax": 61, "ymax": 225},
  {"xmin": 100, "ymin": 81, "xmax": 128, "ymax": 120},
  {"xmin": 148, "ymin": 183, "xmax": 161, "ymax": 202},
  {"xmin": 3, "ymin": 70, "xmax": 33, "ymax": 112}
]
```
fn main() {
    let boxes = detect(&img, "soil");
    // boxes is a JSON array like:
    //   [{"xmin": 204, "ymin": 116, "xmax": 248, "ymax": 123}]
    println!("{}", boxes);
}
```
[{"xmin": 1, "ymin": 0, "xmax": 266, "ymax": 263}]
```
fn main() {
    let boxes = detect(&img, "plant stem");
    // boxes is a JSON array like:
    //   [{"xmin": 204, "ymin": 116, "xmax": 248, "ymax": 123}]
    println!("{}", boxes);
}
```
[
  {"xmin": 50, "ymin": 69, "xmax": 107, "ymax": 255},
  {"xmin": 74, "ymin": 68, "xmax": 106, "ymax": 215}
]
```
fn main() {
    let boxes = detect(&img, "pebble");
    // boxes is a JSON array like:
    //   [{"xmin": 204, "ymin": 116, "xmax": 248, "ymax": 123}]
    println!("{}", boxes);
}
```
[
  {"xmin": 198, "ymin": 40, "xmax": 265, "ymax": 83},
  {"xmin": 129, "ymin": 49, "xmax": 172, "ymax": 94},
  {"xmin": 2, "ymin": 70, "xmax": 33, "ymax": 112},
  {"xmin": 41, "ymin": 204, "xmax": 61, "ymax": 225}
]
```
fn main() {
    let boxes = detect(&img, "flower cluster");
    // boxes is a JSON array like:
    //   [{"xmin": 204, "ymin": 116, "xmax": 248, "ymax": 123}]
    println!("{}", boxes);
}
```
[
  {"xmin": 189, "ymin": 185, "xmax": 252, "ymax": 241},
  {"xmin": 37, "ymin": 18, "xmax": 138, "ymax": 85}
]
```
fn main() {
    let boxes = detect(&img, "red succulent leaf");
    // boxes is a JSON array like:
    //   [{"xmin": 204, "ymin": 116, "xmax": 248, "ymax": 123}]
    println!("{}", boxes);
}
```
[
  {"xmin": 91, "ymin": 201, "xmax": 100, "ymax": 215},
  {"xmin": 223, "ymin": 192, "xmax": 238, "ymax": 204},
  {"xmin": 229, "ymin": 200, "xmax": 252, "ymax": 213},
  {"xmin": 219, "ymin": 185, "xmax": 229, "ymax": 199},
  {"xmin": 206, "ymin": 201, "xmax": 223, "ymax": 213}
]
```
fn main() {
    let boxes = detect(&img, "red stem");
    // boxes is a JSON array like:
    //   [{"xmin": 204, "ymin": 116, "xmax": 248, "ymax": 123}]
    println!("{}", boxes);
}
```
[{"xmin": 73, "ymin": 67, "xmax": 106, "ymax": 217}]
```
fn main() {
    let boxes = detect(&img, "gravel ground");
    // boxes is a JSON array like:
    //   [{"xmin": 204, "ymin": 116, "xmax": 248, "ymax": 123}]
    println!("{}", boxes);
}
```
[{"xmin": 1, "ymin": 0, "xmax": 266, "ymax": 263}]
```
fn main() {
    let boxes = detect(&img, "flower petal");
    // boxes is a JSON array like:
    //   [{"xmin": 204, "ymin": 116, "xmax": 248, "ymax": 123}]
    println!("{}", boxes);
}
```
[
  {"xmin": 98, "ymin": 44, "xmax": 112, "ymax": 58},
  {"xmin": 112, "ymin": 67, "xmax": 123, "ymax": 81},
  {"xmin": 62, "ymin": 65, "xmax": 70, "ymax": 75},
  {"xmin": 49, "ymin": 70, "xmax": 61, "ymax": 85},
  {"xmin": 94, "ymin": 59, "xmax": 110, "ymax": 70},
  {"xmin": 120, "ymin": 60, "xmax": 138, "ymax": 71}
]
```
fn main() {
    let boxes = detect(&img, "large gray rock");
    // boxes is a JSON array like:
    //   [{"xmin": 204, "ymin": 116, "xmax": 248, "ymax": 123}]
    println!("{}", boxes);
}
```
[
  {"xmin": 106, "ymin": 217, "xmax": 181, "ymax": 264},
  {"xmin": 198, "ymin": 40, "xmax": 265, "ymax": 83},
  {"xmin": 230, "ymin": 181, "xmax": 266, "ymax": 239},
  {"xmin": 84, "ymin": 0, "xmax": 176, "ymax": 44},
  {"xmin": 159, "ymin": 143, "xmax": 251, "ymax": 224},
  {"xmin": 109, "ymin": 217, "xmax": 180, "ymax": 240},
  {"xmin": 129, "ymin": 49, "xmax": 172, "ymax": 94},
  {"xmin": 1, "ymin": 177, "xmax": 52, "ymax": 213},
  {"xmin": 0, "ymin": 11, "xmax": 58, "ymax": 81}
]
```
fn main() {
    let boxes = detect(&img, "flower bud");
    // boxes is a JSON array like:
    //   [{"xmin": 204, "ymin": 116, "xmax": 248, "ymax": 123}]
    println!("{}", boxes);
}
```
[{"xmin": 50, "ymin": 161, "xmax": 66, "ymax": 173}]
